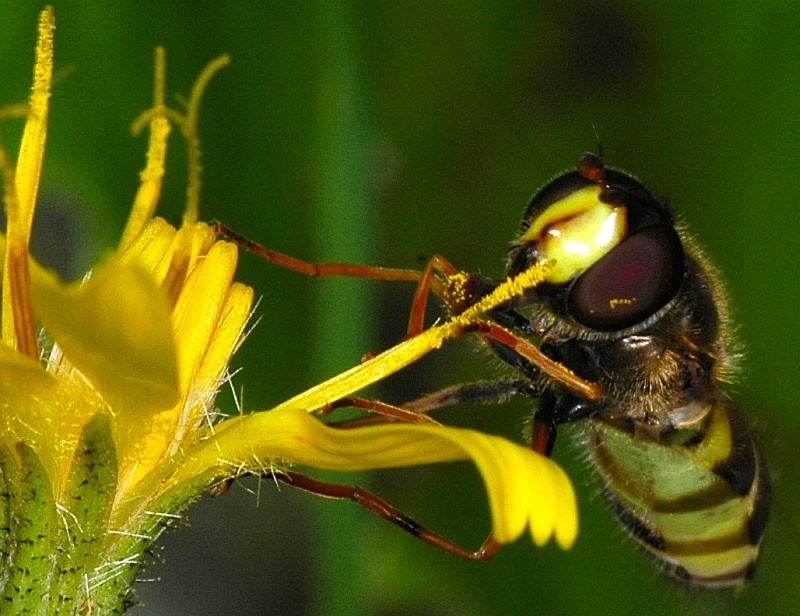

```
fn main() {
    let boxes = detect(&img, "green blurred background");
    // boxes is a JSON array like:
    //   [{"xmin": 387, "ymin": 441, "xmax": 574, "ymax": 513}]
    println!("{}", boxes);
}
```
[{"xmin": 1, "ymin": 2, "xmax": 799, "ymax": 614}]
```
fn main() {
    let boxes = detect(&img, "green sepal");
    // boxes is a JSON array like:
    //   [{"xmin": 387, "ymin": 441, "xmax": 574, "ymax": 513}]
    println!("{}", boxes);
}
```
[
  {"xmin": 0, "ymin": 440, "xmax": 57, "ymax": 614},
  {"xmin": 52, "ymin": 413, "xmax": 118, "ymax": 614},
  {"xmin": 0, "ymin": 438, "xmax": 11, "ymax": 595},
  {"xmin": 100, "ymin": 463, "xmax": 221, "ymax": 612}
]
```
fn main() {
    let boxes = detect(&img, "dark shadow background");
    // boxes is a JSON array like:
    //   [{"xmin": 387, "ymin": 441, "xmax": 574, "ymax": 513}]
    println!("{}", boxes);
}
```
[{"xmin": 1, "ymin": 2, "xmax": 798, "ymax": 615}]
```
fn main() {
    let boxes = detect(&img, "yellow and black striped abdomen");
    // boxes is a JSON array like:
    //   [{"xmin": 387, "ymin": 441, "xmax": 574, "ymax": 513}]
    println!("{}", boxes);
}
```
[{"xmin": 587, "ymin": 398, "xmax": 770, "ymax": 588}]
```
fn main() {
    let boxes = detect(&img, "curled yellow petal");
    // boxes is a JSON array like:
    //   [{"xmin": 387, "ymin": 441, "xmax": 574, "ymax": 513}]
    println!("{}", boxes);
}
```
[{"xmin": 177, "ymin": 407, "xmax": 578, "ymax": 550}]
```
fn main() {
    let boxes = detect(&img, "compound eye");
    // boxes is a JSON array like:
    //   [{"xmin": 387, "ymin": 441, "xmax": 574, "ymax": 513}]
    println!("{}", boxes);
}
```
[{"xmin": 567, "ymin": 224, "xmax": 684, "ymax": 331}]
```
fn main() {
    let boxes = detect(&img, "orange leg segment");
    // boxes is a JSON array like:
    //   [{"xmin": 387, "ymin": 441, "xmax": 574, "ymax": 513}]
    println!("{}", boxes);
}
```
[
  {"xmin": 216, "ymin": 221, "xmax": 458, "ymax": 338},
  {"xmin": 404, "ymin": 254, "xmax": 458, "ymax": 337},
  {"xmin": 319, "ymin": 397, "xmax": 441, "ymax": 426},
  {"xmin": 473, "ymin": 320, "xmax": 602, "ymax": 401},
  {"xmin": 216, "ymin": 221, "xmax": 423, "ymax": 282},
  {"xmin": 278, "ymin": 470, "xmax": 500, "ymax": 561}
]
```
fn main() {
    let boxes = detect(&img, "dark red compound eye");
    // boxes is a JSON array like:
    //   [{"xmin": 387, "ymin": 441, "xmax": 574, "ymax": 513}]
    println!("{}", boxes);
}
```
[{"xmin": 567, "ymin": 225, "xmax": 684, "ymax": 331}]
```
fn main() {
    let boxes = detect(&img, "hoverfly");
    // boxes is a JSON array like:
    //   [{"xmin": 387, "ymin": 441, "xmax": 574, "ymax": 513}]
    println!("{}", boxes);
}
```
[{"xmin": 217, "ymin": 151, "xmax": 770, "ymax": 588}]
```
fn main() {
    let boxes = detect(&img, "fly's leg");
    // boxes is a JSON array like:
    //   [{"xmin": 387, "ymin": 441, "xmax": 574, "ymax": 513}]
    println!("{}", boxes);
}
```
[
  {"xmin": 402, "ymin": 380, "xmax": 537, "ymax": 413},
  {"xmin": 215, "ymin": 221, "xmax": 423, "ymax": 282},
  {"xmin": 322, "ymin": 380, "xmax": 537, "ymax": 429},
  {"xmin": 473, "ymin": 320, "xmax": 601, "ymax": 401},
  {"xmin": 215, "ymin": 223, "xmax": 600, "ymax": 403},
  {"xmin": 319, "ymin": 397, "xmax": 442, "ymax": 427},
  {"xmin": 531, "ymin": 392, "xmax": 559, "ymax": 456},
  {"xmin": 277, "ymin": 470, "xmax": 500, "ymax": 561},
  {"xmin": 215, "ymin": 221, "xmax": 460, "ymax": 341},
  {"xmin": 530, "ymin": 391, "xmax": 598, "ymax": 455},
  {"xmin": 212, "ymin": 469, "xmax": 500, "ymax": 559},
  {"xmin": 404, "ymin": 254, "xmax": 458, "ymax": 337}
]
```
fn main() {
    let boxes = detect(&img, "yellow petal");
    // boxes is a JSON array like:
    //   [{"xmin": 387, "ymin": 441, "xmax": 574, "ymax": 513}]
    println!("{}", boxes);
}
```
[
  {"xmin": 192, "ymin": 281, "xmax": 253, "ymax": 404},
  {"xmin": 1, "ymin": 7, "xmax": 54, "ymax": 356},
  {"xmin": 171, "ymin": 241, "xmax": 239, "ymax": 396},
  {"xmin": 118, "ymin": 217, "xmax": 178, "ymax": 276},
  {"xmin": 267, "ymin": 258, "xmax": 598, "ymax": 416},
  {"xmin": 111, "ymin": 240, "xmax": 247, "ymax": 495},
  {"xmin": 118, "ymin": 218, "xmax": 216, "ymax": 286},
  {"xmin": 29, "ymin": 257, "xmax": 180, "ymax": 414},
  {"xmin": 162, "ymin": 279, "xmax": 252, "ymax": 458},
  {"xmin": 0, "ymin": 340, "xmax": 91, "ymax": 494},
  {"xmin": 174, "ymin": 407, "xmax": 578, "ymax": 549}
]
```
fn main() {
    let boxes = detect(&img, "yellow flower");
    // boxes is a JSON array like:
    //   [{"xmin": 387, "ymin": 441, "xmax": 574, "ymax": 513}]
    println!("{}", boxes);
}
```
[{"xmin": 0, "ymin": 8, "xmax": 578, "ymax": 613}]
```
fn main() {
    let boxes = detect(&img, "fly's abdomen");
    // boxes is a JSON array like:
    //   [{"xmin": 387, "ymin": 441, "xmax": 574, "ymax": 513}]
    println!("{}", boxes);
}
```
[{"xmin": 587, "ymin": 399, "xmax": 770, "ymax": 588}]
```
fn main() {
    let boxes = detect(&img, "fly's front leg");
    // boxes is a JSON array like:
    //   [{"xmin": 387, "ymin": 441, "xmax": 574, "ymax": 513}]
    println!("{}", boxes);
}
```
[
  {"xmin": 215, "ymin": 222, "xmax": 464, "ymax": 346},
  {"xmin": 404, "ymin": 254, "xmax": 459, "ymax": 337},
  {"xmin": 215, "ymin": 221, "xmax": 423, "ymax": 283}
]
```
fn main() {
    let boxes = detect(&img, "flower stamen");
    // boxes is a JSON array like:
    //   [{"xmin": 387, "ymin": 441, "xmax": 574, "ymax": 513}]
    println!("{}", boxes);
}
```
[
  {"xmin": 120, "ymin": 47, "xmax": 169, "ymax": 253},
  {"xmin": 126, "ymin": 51, "xmax": 231, "ymax": 306}
]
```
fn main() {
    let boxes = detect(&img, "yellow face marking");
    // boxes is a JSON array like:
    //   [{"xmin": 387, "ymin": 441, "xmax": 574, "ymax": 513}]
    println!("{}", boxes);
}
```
[{"xmin": 519, "ymin": 185, "xmax": 627, "ymax": 284}]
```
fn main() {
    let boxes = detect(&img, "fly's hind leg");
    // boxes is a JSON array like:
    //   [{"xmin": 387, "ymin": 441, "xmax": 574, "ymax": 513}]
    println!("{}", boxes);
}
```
[
  {"xmin": 212, "ymin": 468, "xmax": 500, "ymax": 559},
  {"xmin": 277, "ymin": 470, "xmax": 501, "ymax": 561}
]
